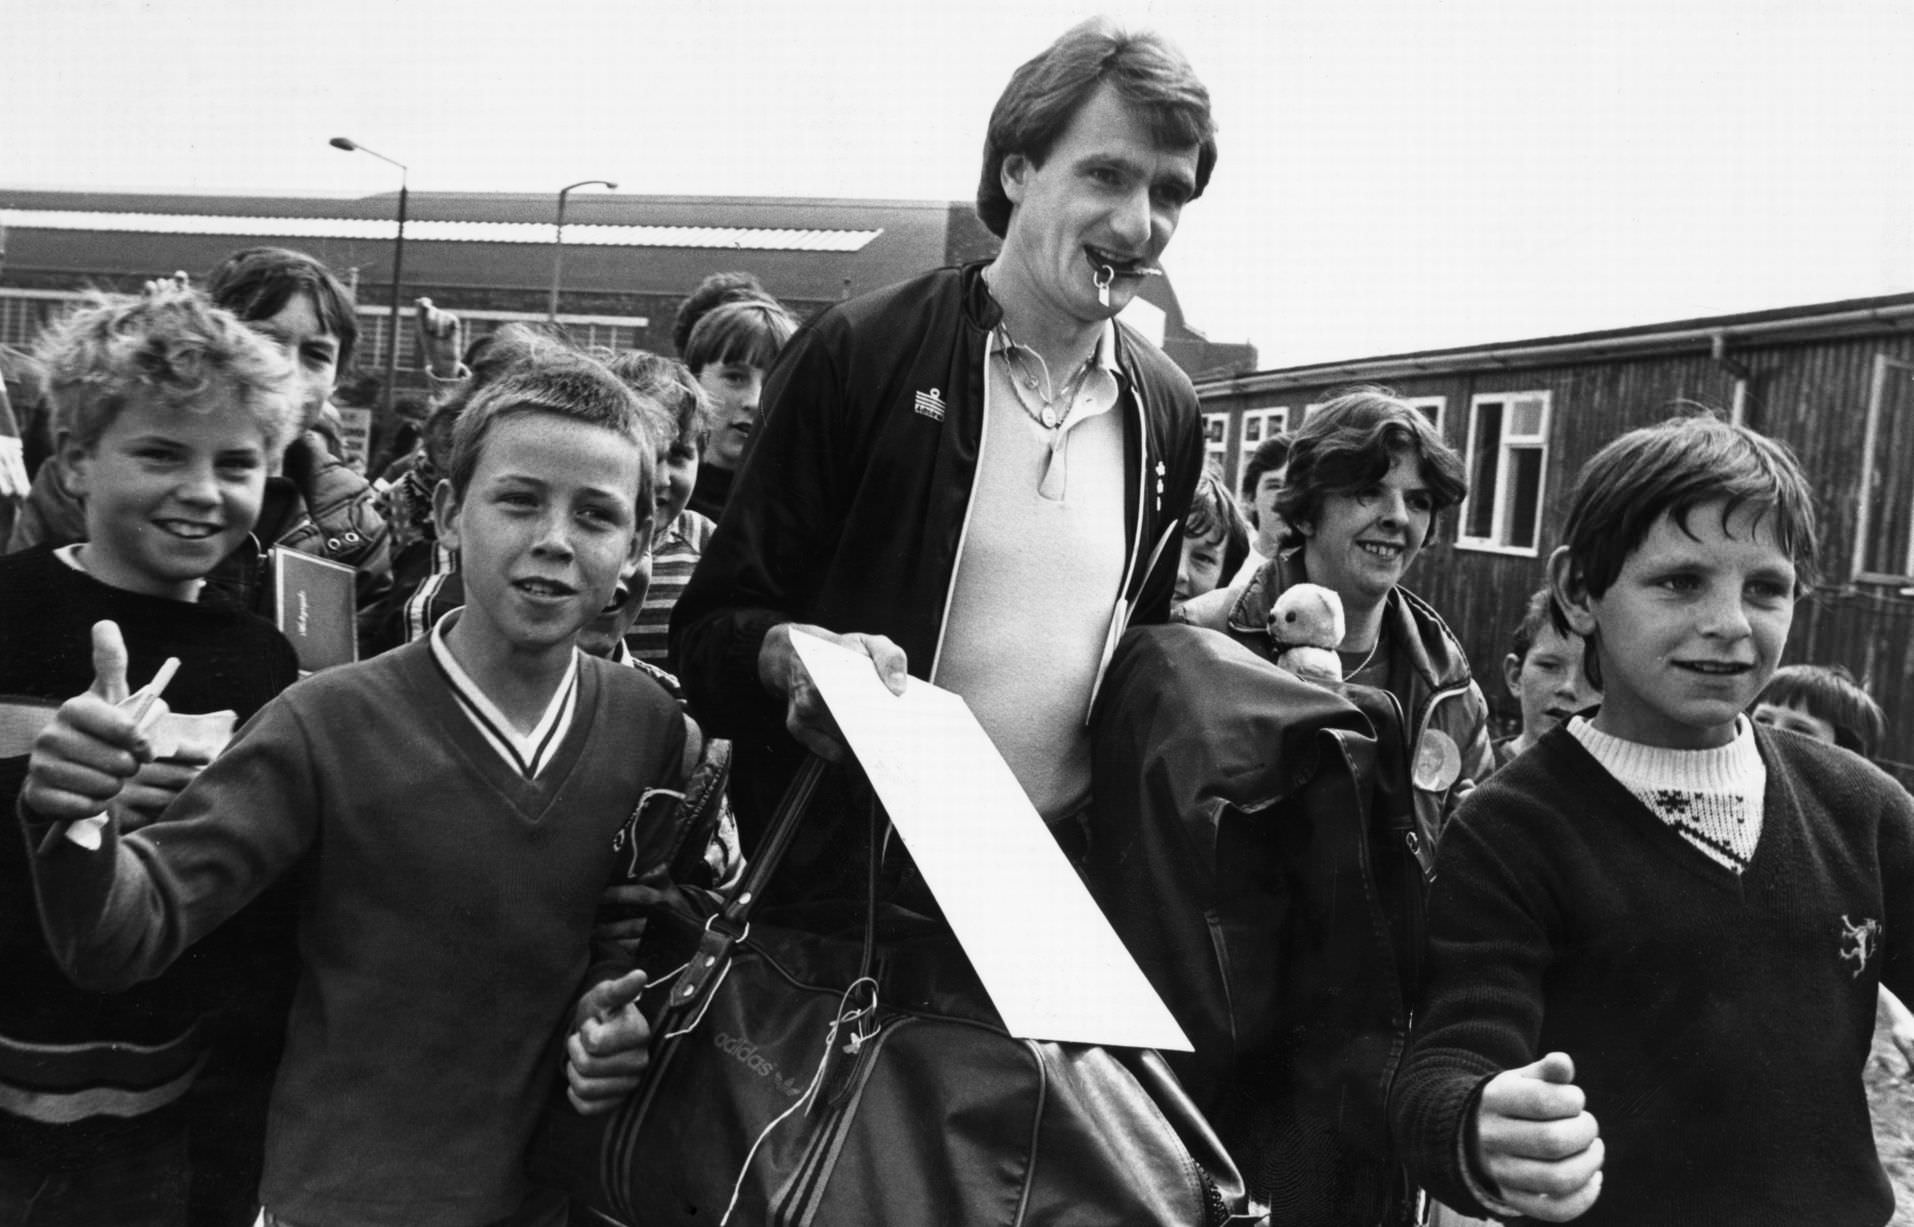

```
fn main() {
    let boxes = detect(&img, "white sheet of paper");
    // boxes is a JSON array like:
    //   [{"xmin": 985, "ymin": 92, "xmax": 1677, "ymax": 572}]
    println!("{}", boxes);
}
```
[{"xmin": 790, "ymin": 630, "xmax": 1190, "ymax": 1051}]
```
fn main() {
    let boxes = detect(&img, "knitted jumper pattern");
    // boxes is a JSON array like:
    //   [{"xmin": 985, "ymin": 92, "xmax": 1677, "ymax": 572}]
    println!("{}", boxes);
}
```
[
  {"xmin": 1568, "ymin": 716, "xmax": 1765, "ymax": 872},
  {"xmin": 1391, "ymin": 722, "xmax": 1914, "ymax": 1226}
]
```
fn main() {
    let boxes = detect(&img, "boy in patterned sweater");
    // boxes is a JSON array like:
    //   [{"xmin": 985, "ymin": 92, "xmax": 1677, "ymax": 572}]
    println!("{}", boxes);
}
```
[
  {"xmin": 21, "ymin": 352, "xmax": 694, "ymax": 1227},
  {"xmin": 1391, "ymin": 414, "xmax": 1914, "ymax": 1225}
]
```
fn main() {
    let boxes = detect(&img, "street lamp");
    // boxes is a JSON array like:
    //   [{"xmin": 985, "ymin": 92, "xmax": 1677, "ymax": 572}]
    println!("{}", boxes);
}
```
[
  {"xmin": 549, "ymin": 179, "xmax": 617, "ymax": 323},
  {"xmin": 330, "ymin": 137, "xmax": 408, "ymax": 418}
]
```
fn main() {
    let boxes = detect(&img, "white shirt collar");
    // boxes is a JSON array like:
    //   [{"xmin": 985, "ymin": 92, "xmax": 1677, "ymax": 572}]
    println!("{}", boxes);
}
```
[{"xmin": 429, "ymin": 610, "xmax": 582, "ymax": 779}]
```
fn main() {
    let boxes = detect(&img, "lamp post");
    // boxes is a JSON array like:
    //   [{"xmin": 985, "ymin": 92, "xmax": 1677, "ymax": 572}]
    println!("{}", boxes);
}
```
[
  {"xmin": 330, "ymin": 137, "xmax": 408, "ymax": 418},
  {"xmin": 549, "ymin": 179, "xmax": 617, "ymax": 323}
]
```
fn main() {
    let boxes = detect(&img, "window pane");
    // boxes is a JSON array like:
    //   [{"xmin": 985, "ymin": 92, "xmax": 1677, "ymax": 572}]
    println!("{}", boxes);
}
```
[
  {"xmin": 1245, "ymin": 417, "xmax": 1263, "ymax": 444},
  {"xmin": 1467, "ymin": 403, "xmax": 1504, "ymax": 539},
  {"xmin": 1510, "ymin": 395, "xmax": 1545, "ymax": 439},
  {"xmin": 1509, "ymin": 446, "xmax": 1543, "ymax": 548}
]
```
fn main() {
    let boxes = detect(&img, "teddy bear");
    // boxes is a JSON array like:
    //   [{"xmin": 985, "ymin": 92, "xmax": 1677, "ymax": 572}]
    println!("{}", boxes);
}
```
[{"xmin": 1266, "ymin": 582, "xmax": 1345, "ymax": 686}]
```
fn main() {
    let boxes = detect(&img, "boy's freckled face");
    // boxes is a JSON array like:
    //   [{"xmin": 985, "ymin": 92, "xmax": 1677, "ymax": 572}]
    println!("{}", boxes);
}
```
[
  {"xmin": 1503, "ymin": 623, "xmax": 1597, "ymax": 743},
  {"xmin": 1574, "ymin": 500, "xmax": 1796, "ymax": 750},
  {"xmin": 697, "ymin": 362, "xmax": 764, "ymax": 471},
  {"xmin": 250, "ymin": 292, "xmax": 340, "ymax": 432},
  {"xmin": 1175, "ymin": 527, "xmax": 1225, "ymax": 602},
  {"xmin": 63, "ymin": 391, "xmax": 269, "ymax": 601},
  {"xmin": 435, "ymin": 414, "xmax": 647, "ymax": 658},
  {"xmin": 1751, "ymin": 700, "xmax": 1838, "ymax": 745}
]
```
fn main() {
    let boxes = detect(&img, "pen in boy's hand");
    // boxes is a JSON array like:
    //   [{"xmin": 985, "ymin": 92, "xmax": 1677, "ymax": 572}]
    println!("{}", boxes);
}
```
[{"xmin": 125, "ymin": 657, "xmax": 181, "ymax": 732}]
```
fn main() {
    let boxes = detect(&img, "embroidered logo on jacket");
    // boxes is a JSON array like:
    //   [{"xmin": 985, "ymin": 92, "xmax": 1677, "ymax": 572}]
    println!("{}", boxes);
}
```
[
  {"xmin": 913, "ymin": 387, "xmax": 946, "ymax": 422},
  {"xmin": 1840, "ymin": 914, "xmax": 1882, "ymax": 978}
]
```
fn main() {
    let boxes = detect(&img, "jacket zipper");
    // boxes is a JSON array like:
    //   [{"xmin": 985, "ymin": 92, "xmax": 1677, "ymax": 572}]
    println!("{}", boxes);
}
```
[{"xmin": 1373, "ymin": 686, "xmax": 1430, "ymax": 992}]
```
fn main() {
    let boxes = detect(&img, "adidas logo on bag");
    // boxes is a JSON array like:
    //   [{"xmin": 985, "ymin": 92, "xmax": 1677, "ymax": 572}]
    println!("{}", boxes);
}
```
[{"xmin": 715, "ymin": 1031, "xmax": 806, "ymax": 1099}]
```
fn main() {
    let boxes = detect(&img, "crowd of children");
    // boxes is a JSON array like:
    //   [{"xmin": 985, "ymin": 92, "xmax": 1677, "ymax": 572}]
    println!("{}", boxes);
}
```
[
  {"xmin": 0, "ymin": 253, "xmax": 776, "ymax": 1225},
  {"xmin": 4, "ymin": 242, "xmax": 1914, "ymax": 1227}
]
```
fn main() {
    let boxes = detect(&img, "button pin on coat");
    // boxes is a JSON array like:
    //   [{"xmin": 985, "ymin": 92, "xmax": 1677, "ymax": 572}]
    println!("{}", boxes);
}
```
[{"xmin": 1412, "ymin": 728, "xmax": 1461, "ymax": 792}]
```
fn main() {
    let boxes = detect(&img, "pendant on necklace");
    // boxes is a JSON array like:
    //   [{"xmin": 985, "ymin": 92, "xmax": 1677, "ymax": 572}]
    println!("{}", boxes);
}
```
[{"xmin": 1040, "ymin": 406, "xmax": 1060, "ymax": 428}]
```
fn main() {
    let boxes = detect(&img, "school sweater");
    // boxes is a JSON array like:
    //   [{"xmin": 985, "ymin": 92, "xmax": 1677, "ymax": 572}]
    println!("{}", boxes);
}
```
[
  {"xmin": 1391, "ymin": 723, "xmax": 1914, "ymax": 1226},
  {"xmin": 21, "ymin": 638, "xmax": 686, "ymax": 1227},
  {"xmin": 0, "ymin": 546, "xmax": 298, "ymax": 1163}
]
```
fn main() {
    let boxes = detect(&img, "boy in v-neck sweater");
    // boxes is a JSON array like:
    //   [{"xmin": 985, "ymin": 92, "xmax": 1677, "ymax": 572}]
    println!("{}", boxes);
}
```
[
  {"xmin": 21, "ymin": 353, "xmax": 696, "ymax": 1227},
  {"xmin": 1391, "ymin": 415, "xmax": 1914, "ymax": 1227}
]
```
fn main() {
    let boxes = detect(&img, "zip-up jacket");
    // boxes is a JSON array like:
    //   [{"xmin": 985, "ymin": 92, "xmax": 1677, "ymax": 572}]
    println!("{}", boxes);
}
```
[
  {"xmin": 1215, "ymin": 549, "xmax": 1492, "ymax": 867},
  {"xmin": 673, "ymin": 262, "xmax": 1204, "ymax": 855},
  {"xmin": 1091, "ymin": 623, "xmax": 1425, "ymax": 1225}
]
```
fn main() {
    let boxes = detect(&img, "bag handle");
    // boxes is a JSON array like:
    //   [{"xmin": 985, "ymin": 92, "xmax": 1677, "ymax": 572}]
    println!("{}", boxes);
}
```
[{"xmin": 662, "ymin": 754, "xmax": 828, "ymax": 1012}]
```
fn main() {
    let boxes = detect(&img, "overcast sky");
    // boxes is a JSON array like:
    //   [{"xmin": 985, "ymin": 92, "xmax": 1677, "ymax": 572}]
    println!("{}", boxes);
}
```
[{"xmin": 6, "ymin": 0, "xmax": 1910, "ymax": 367}]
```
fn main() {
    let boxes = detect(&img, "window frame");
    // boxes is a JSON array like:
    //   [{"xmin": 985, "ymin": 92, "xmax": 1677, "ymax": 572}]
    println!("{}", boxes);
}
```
[
  {"xmin": 1405, "ymin": 395, "xmax": 1447, "ymax": 437},
  {"xmin": 1457, "ymin": 390, "xmax": 1552, "ymax": 557},
  {"xmin": 1202, "ymin": 411, "xmax": 1231, "ymax": 475},
  {"xmin": 1851, "ymin": 353, "xmax": 1914, "ymax": 587},
  {"xmin": 1236, "ymin": 405, "xmax": 1290, "ymax": 490}
]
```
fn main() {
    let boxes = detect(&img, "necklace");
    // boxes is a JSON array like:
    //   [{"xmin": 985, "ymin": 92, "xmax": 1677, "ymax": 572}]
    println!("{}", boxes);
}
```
[
  {"xmin": 996, "ymin": 324, "xmax": 1094, "ymax": 430},
  {"xmin": 1340, "ymin": 630, "xmax": 1383, "ymax": 680}
]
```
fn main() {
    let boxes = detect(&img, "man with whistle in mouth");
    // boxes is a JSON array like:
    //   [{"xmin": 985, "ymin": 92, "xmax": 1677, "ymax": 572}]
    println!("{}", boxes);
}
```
[{"xmin": 672, "ymin": 17, "xmax": 1216, "ymax": 890}]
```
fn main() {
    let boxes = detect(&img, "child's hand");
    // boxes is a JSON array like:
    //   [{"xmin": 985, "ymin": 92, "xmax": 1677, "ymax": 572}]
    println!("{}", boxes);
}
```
[
  {"xmin": 413, "ymin": 297, "xmax": 464, "ymax": 379},
  {"xmin": 140, "ymin": 270, "xmax": 190, "ymax": 296},
  {"xmin": 22, "ymin": 622, "xmax": 153, "ymax": 822},
  {"xmin": 1473, "ymin": 1051, "xmax": 1604, "ymax": 1221},
  {"xmin": 110, "ymin": 759, "xmax": 202, "ymax": 832},
  {"xmin": 565, "ymin": 969, "xmax": 651, "ymax": 1114}
]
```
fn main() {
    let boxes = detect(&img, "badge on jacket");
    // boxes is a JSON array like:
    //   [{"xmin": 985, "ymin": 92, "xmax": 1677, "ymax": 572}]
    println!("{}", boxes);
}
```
[{"xmin": 1412, "ymin": 728, "xmax": 1461, "ymax": 792}]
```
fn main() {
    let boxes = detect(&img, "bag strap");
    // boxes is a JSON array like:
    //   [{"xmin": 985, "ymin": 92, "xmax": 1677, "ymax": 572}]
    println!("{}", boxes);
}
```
[
  {"xmin": 662, "ymin": 754, "xmax": 828, "ymax": 1012},
  {"xmin": 719, "ymin": 752, "xmax": 828, "ymax": 929}
]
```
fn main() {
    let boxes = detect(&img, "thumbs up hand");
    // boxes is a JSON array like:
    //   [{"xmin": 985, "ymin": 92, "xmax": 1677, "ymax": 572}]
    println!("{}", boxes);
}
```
[
  {"xmin": 565, "ymin": 968, "xmax": 653, "ymax": 1114},
  {"xmin": 1473, "ymin": 1051, "xmax": 1605, "ymax": 1221},
  {"xmin": 22, "ymin": 623, "xmax": 157, "ymax": 823}
]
